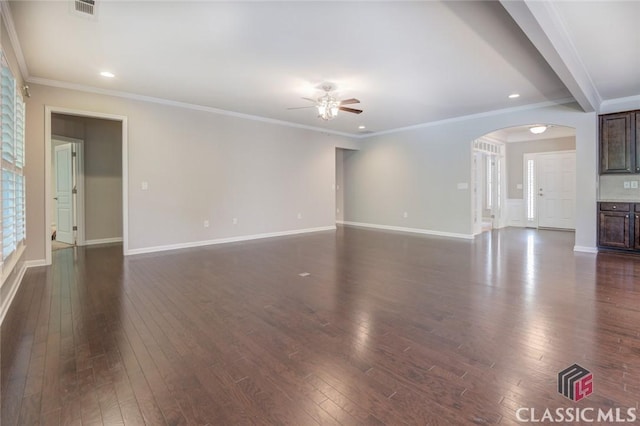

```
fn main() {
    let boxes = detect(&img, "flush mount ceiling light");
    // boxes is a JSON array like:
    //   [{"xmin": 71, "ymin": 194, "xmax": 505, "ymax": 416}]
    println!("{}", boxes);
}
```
[
  {"xmin": 508, "ymin": 93, "xmax": 520, "ymax": 99},
  {"xmin": 358, "ymin": 125, "xmax": 366, "ymax": 129},
  {"xmin": 529, "ymin": 125, "xmax": 548, "ymax": 134},
  {"xmin": 100, "ymin": 71, "xmax": 115, "ymax": 78}
]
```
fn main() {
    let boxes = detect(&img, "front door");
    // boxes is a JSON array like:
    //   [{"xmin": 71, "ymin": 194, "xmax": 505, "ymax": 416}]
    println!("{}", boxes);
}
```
[
  {"xmin": 55, "ymin": 143, "xmax": 74, "ymax": 244},
  {"xmin": 537, "ymin": 152, "xmax": 576, "ymax": 229}
]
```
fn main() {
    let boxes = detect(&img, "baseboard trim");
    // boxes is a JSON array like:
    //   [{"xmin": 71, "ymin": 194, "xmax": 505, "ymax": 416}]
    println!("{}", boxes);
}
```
[
  {"xmin": 0, "ymin": 262, "xmax": 27, "ymax": 325},
  {"xmin": 338, "ymin": 221, "xmax": 474, "ymax": 240},
  {"xmin": 82, "ymin": 237, "xmax": 124, "ymax": 246},
  {"xmin": 573, "ymin": 246, "xmax": 598, "ymax": 254},
  {"xmin": 25, "ymin": 259, "xmax": 48, "ymax": 268},
  {"xmin": 126, "ymin": 226, "xmax": 336, "ymax": 256}
]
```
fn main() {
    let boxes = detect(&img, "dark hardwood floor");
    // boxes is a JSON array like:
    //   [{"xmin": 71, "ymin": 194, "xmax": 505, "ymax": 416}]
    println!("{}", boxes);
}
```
[{"xmin": 2, "ymin": 226, "xmax": 640, "ymax": 425}]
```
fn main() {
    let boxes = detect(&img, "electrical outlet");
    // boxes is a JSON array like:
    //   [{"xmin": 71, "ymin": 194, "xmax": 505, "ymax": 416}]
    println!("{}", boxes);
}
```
[
  {"xmin": 624, "ymin": 181, "xmax": 631, "ymax": 189},
  {"xmin": 141, "ymin": 181, "xmax": 148, "ymax": 190},
  {"xmin": 516, "ymin": 183, "xmax": 523, "ymax": 190},
  {"xmin": 203, "ymin": 220, "xmax": 210, "ymax": 228},
  {"xmin": 336, "ymin": 208, "xmax": 340, "ymax": 213},
  {"xmin": 232, "ymin": 217, "xmax": 238, "ymax": 225},
  {"xmin": 297, "ymin": 213, "xmax": 302, "ymax": 219},
  {"xmin": 632, "ymin": 181, "xmax": 639, "ymax": 189},
  {"xmin": 403, "ymin": 212, "xmax": 408, "ymax": 218}
]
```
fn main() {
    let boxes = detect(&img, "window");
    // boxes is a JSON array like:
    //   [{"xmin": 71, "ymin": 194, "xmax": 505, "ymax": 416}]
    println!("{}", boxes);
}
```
[
  {"xmin": 526, "ymin": 159, "xmax": 535, "ymax": 221},
  {"xmin": 1, "ymin": 52, "xmax": 26, "ymax": 265},
  {"xmin": 486, "ymin": 156, "xmax": 493, "ymax": 209}
]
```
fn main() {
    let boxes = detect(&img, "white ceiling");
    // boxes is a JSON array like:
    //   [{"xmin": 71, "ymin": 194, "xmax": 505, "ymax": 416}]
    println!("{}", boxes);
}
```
[{"xmin": 5, "ymin": 1, "xmax": 639, "ymax": 136}]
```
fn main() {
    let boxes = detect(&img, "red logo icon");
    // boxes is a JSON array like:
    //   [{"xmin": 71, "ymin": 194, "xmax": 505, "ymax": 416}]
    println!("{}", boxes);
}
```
[{"xmin": 558, "ymin": 364, "xmax": 593, "ymax": 401}]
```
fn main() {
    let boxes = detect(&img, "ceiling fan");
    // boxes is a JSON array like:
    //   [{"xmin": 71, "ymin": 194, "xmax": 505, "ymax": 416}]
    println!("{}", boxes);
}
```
[{"xmin": 288, "ymin": 85, "xmax": 362, "ymax": 121}]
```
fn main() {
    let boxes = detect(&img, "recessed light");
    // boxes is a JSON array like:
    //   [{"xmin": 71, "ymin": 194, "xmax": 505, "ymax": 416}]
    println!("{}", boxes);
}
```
[
  {"xmin": 358, "ymin": 125, "xmax": 366, "ymax": 130},
  {"xmin": 508, "ymin": 93, "xmax": 520, "ymax": 99},
  {"xmin": 100, "ymin": 71, "xmax": 115, "ymax": 78}
]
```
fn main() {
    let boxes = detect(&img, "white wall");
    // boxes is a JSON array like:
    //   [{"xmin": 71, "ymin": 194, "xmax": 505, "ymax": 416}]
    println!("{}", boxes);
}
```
[
  {"xmin": 343, "ymin": 103, "xmax": 598, "ymax": 249},
  {"xmin": 25, "ymin": 84, "xmax": 360, "ymax": 261}
]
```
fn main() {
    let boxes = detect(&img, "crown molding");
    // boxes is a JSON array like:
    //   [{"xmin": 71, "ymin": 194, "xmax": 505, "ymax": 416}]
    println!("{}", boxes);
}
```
[
  {"xmin": 600, "ymin": 94, "xmax": 640, "ymax": 115},
  {"xmin": 0, "ymin": 0, "xmax": 30, "ymax": 79}
]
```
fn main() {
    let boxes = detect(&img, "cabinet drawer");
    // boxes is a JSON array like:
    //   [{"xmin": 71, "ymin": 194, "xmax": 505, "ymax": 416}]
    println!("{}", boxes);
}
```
[{"xmin": 600, "ymin": 202, "xmax": 631, "ymax": 212}]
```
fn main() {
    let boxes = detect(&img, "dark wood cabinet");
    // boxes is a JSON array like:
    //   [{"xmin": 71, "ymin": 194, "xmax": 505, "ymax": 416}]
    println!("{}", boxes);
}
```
[
  {"xmin": 598, "ymin": 203, "xmax": 631, "ymax": 249},
  {"xmin": 635, "ymin": 204, "xmax": 640, "ymax": 250},
  {"xmin": 600, "ymin": 112, "xmax": 635, "ymax": 174},
  {"xmin": 635, "ymin": 112, "xmax": 640, "ymax": 174}
]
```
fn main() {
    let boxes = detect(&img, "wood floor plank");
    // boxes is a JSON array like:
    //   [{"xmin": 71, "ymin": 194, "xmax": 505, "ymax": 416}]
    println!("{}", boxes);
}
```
[{"xmin": 4, "ymin": 227, "xmax": 640, "ymax": 424}]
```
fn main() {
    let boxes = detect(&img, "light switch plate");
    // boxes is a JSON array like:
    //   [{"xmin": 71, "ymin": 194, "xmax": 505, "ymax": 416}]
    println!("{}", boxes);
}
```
[
  {"xmin": 516, "ymin": 184, "xmax": 523, "ymax": 190},
  {"xmin": 632, "ymin": 181, "xmax": 639, "ymax": 189},
  {"xmin": 457, "ymin": 182, "xmax": 469, "ymax": 190},
  {"xmin": 141, "ymin": 181, "xmax": 148, "ymax": 190},
  {"xmin": 624, "ymin": 181, "xmax": 631, "ymax": 189}
]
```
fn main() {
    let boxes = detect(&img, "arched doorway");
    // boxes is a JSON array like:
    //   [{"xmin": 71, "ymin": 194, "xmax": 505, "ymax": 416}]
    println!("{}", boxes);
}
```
[{"xmin": 472, "ymin": 124, "xmax": 577, "ymax": 235}]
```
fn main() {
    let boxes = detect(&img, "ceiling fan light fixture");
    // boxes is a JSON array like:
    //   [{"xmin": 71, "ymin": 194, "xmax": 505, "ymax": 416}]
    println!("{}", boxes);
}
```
[
  {"xmin": 529, "ymin": 125, "xmax": 548, "ymax": 134},
  {"xmin": 317, "ymin": 94, "xmax": 340, "ymax": 120}
]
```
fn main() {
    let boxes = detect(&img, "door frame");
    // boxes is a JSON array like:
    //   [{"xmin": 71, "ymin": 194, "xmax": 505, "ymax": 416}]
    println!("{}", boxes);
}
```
[
  {"xmin": 522, "ymin": 149, "xmax": 576, "ymax": 229},
  {"xmin": 45, "ymin": 106, "xmax": 129, "ymax": 265},
  {"xmin": 52, "ymin": 135, "xmax": 85, "ymax": 246}
]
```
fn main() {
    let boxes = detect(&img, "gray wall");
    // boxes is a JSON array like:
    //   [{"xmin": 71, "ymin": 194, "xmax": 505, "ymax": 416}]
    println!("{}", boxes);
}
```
[
  {"xmin": 25, "ymin": 84, "xmax": 360, "ymax": 260},
  {"xmin": 506, "ymin": 136, "xmax": 576, "ymax": 199},
  {"xmin": 52, "ymin": 114, "xmax": 123, "ymax": 242},
  {"xmin": 343, "ymin": 103, "xmax": 598, "ymax": 249}
]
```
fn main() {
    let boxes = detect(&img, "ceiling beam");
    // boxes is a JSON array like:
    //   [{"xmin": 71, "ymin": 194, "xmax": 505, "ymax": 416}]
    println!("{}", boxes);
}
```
[{"xmin": 500, "ymin": 0, "xmax": 600, "ymax": 113}]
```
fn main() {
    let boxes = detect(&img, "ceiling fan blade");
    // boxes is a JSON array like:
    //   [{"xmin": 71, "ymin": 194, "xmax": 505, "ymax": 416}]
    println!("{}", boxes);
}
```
[
  {"xmin": 302, "ymin": 97, "xmax": 318, "ymax": 103},
  {"xmin": 287, "ymin": 106, "xmax": 316, "ymax": 110},
  {"xmin": 339, "ymin": 106, "xmax": 363, "ymax": 114},
  {"xmin": 339, "ymin": 98, "xmax": 360, "ymax": 105}
]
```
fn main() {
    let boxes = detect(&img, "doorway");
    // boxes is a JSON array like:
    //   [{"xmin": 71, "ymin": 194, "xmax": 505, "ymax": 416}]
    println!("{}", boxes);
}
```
[
  {"xmin": 335, "ymin": 148, "xmax": 357, "ymax": 224},
  {"xmin": 45, "ymin": 107, "xmax": 129, "ymax": 265}
]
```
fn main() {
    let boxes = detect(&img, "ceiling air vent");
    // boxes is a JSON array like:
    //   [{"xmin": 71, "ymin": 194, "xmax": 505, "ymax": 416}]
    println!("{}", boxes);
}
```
[{"xmin": 72, "ymin": 0, "xmax": 97, "ymax": 18}]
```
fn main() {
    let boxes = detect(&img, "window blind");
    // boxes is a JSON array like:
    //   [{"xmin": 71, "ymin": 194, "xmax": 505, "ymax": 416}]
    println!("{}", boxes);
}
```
[{"xmin": 1, "ymin": 51, "xmax": 26, "ymax": 263}]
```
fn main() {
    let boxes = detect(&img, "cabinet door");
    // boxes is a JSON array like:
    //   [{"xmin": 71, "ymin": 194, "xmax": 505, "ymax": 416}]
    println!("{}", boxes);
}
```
[
  {"xmin": 635, "ymin": 212, "xmax": 640, "ymax": 250},
  {"xmin": 598, "ymin": 211, "xmax": 631, "ymax": 248},
  {"xmin": 635, "ymin": 112, "xmax": 640, "ymax": 174},
  {"xmin": 600, "ymin": 112, "xmax": 633, "ymax": 174}
]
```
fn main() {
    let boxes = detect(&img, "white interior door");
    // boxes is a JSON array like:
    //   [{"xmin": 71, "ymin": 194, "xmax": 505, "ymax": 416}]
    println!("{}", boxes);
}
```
[
  {"xmin": 55, "ymin": 143, "xmax": 74, "ymax": 244},
  {"xmin": 537, "ymin": 152, "xmax": 576, "ymax": 229}
]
